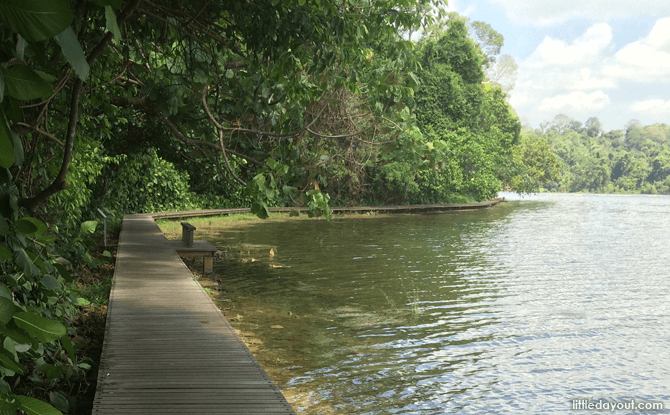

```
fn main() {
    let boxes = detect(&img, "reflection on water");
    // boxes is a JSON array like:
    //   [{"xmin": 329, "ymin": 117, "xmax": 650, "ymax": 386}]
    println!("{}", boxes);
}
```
[{"xmin": 198, "ymin": 193, "xmax": 670, "ymax": 414}]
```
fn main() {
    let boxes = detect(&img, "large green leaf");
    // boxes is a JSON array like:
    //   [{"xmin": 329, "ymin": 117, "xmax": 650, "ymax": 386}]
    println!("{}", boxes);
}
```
[
  {"xmin": 13, "ymin": 247, "xmax": 40, "ymax": 277},
  {"xmin": 0, "ymin": 0, "xmax": 73, "ymax": 42},
  {"xmin": 15, "ymin": 217, "xmax": 46, "ymax": 237},
  {"xmin": 11, "ymin": 125, "xmax": 23, "ymax": 166},
  {"xmin": 53, "ymin": 263, "xmax": 72, "ymax": 283},
  {"xmin": 0, "ymin": 396, "xmax": 21, "ymax": 415},
  {"xmin": 80, "ymin": 220, "xmax": 98, "ymax": 235},
  {"xmin": 0, "ymin": 284, "xmax": 11, "ymax": 299},
  {"xmin": 104, "ymin": 6, "xmax": 121, "ymax": 43},
  {"xmin": 53, "ymin": 27, "xmax": 89, "ymax": 81},
  {"xmin": 61, "ymin": 336, "xmax": 75, "ymax": 362},
  {"xmin": 40, "ymin": 276, "xmax": 61, "ymax": 291},
  {"xmin": 3, "ymin": 65, "xmax": 53, "ymax": 101},
  {"xmin": 0, "ymin": 326, "xmax": 36, "ymax": 350},
  {"xmin": 0, "ymin": 112, "xmax": 14, "ymax": 169},
  {"xmin": 17, "ymin": 395, "xmax": 63, "ymax": 415},
  {"xmin": 13, "ymin": 312, "xmax": 66, "ymax": 343},
  {"xmin": 0, "ymin": 348, "xmax": 25, "ymax": 375},
  {"xmin": 0, "ymin": 297, "xmax": 17, "ymax": 326},
  {"xmin": 0, "ymin": 246, "xmax": 10, "ymax": 262}
]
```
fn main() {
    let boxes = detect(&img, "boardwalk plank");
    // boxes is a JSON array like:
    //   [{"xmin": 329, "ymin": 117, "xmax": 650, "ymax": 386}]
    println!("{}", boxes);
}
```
[{"xmin": 93, "ymin": 213, "xmax": 296, "ymax": 414}]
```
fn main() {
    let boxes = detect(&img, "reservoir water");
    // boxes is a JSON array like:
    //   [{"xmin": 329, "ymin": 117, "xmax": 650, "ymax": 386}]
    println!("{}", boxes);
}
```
[{"xmin": 198, "ymin": 193, "xmax": 670, "ymax": 414}]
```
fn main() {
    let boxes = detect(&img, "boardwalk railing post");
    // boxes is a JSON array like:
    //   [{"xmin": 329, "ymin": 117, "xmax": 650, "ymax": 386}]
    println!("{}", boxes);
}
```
[
  {"xmin": 97, "ymin": 209, "xmax": 107, "ymax": 248},
  {"xmin": 181, "ymin": 222, "xmax": 196, "ymax": 248}
]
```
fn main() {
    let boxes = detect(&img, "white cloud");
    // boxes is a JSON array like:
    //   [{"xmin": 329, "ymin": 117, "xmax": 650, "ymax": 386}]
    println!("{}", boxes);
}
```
[
  {"xmin": 526, "ymin": 23, "xmax": 612, "ymax": 68},
  {"xmin": 509, "ymin": 17, "xmax": 670, "ymax": 130},
  {"xmin": 602, "ymin": 17, "xmax": 670, "ymax": 82},
  {"xmin": 539, "ymin": 91, "xmax": 611, "ymax": 112},
  {"xmin": 487, "ymin": 0, "xmax": 670, "ymax": 26},
  {"xmin": 631, "ymin": 99, "xmax": 670, "ymax": 115}
]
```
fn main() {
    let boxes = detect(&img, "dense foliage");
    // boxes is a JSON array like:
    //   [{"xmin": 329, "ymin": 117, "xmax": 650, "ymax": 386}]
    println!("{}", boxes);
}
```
[
  {"xmin": 0, "ymin": 1, "xmax": 562, "ymax": 412},
  {"xmin": 528, "ymin": 115, "xmax": 670, "ymax": 194}
]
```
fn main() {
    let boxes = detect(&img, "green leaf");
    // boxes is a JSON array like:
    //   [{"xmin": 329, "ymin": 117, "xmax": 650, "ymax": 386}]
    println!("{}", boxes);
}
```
[
  {"xmin": 0, "ymin": 168, "xmax": 10, "ymax": 186},
  {"xmin": 104, "ymin": 6, "xmax": 121, "ymax": 43},
  {"xmin": 3, "ymin": 65, "xmax": 53, "ymax": 101},
  {"xmin": 0, "ymin": 246, "xmax": 10, "ymax": 261},
  {"xmin": 251, "ymin": 201, "xmax": 269, "ymax": 219},
  {"xmin": 40, "ymin": 276, "xmax": 61, "ymax": 291},
  {"xmin": 15, "ymin": 217, "xmax": 46, "ymax": 237},
  {"xmin": 13, "ymin": 247, "xmax": 40, "ymax": 277},
  {"xmin": 54, "ymin": 27, "xmax": 89, "ymax": 81},
  {"xmin": 48, "ymin": 392, "xmax": 69, "ymax": 413},
  {"xmin": 0, "ymin": 395, "xmax": 21, "ymax": 414},
  {"xmin": 13, "ymin": 312, "xmax": 66, "ymax": 343},
  {"xmin": 0, "ymin": 326, "xmax": 36, "ymax": 350},
  {"xmin": 0, "ymin": 0, "xmax": 73, "ymax": 42},
  {"xmin": 0, "ymin": 347, "xmax": 25, "ymax": 375},
  {"xmin": 225, "ymin": 69, "xmax": 234, "ymax": 79},
  {"xmin": 1, "ymin": 97, "xmax": 20, "ymax": 124},
  {"xmin": 0, "ymin": 112, "xmax": 14, "ymax": 169},
  {"xmin": 76, "ymin": 298, "xmax": 90, "ymax": 307},
  {"xmin": 0, "ymin": 285, "xmax": 10, "ymax": 300},
  {"xmin": 53, "ymin": 263, "xmax": 72, "ymax": 283},
  {"xmin": 0, "ymin": 297, "xmax": 17, "ymax": 326},
  {"xmin": 11, "ymin": 124, "xmax": 23, "ymax": 166},
  {"xmin": 37, "ymin": 364, "xmax": 62, "ymax": 380},
  {"xmin": 17, "ymin": 395, "xmax": 63, "ymax": 415},
  {"xmin": 80, "ymin": 220, "xmax": 98, "ymax": 235},
  {"xmin": 61, "ymin": 336, "xmax": 75, "ymax": 362}
]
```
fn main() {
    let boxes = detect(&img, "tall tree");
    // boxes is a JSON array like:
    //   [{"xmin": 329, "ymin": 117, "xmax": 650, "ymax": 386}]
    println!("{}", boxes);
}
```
[
  {"xmin": 486, "ymin": 54, "xmax": 518, "ymax": 94},
  {"xmin": 469, "ymin": 21, "xmax": 504, "ymax": 68}
]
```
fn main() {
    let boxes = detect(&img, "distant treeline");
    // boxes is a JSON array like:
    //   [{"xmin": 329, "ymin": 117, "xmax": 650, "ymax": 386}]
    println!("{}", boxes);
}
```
[{"xmin": 524, "ymin": 115, "xmax": 670, "ymax": 194}]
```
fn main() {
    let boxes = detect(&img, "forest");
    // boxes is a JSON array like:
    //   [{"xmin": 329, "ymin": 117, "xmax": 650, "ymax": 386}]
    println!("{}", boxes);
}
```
[
  {"xmin": 526, "ymin": 115, "xmax": 670, "ymax": 194},
  {"xmin": 0, "ymin": 0, "xmax": 560, "ymax": 413}
]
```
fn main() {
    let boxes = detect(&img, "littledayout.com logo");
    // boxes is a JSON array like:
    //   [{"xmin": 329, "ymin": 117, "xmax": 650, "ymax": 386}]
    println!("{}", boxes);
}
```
[{"xmin": 572, "ymin": 398, "xmax": 664, "ymax": 411}]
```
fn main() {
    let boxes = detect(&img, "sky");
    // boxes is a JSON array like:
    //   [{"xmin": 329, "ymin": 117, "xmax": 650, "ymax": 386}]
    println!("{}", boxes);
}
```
[{"xmin": 444, "ymin": 0, "xmax": 670, "ymax": 132}]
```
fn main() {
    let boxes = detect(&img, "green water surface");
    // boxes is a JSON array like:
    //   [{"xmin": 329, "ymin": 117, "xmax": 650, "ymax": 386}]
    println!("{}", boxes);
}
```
[{"xmin": 196, "ymin": 194, "xmax": 670, "ymax": 414}]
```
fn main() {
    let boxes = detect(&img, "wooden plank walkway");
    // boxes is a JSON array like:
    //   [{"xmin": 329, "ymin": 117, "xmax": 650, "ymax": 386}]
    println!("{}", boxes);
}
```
[
  {"xmin": 93, "ymin": 213, "xmax": 296, "ymax": 414},
  {"xmin": 151, "ymin": 198, "xmax": 505, "ymax": 220}
]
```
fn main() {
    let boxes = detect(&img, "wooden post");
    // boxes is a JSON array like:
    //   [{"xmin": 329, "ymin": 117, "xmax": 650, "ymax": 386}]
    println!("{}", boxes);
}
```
[{"xmin": 181, "ymin": 222, "xmax": 196, "ymax": 248}]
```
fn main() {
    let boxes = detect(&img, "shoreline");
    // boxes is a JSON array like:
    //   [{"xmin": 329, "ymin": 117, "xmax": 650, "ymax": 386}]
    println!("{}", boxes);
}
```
[{"xmin": 155, "ymin": 198, "xmax": 505, "ymax": 236}]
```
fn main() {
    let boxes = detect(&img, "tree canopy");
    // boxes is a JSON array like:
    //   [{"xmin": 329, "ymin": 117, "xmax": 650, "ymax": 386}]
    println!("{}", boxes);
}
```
[{"xmin": 527, "ymin": 115, "xmax": 670, "ymax": 194}]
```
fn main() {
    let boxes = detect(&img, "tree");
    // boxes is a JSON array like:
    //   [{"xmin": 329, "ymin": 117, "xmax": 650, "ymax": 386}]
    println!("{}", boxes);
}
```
[
  {"xmin": 411, "ymin": 18, "xmax": 526, "ymax": 201},
  {"xmin": 549, "ymin": 114, "xmax": 574, "ymax": 135},
  {"xmin": 486, "ymin": 54, "xmax": 518, "ymax": 94},
  {"xmin": 469, "ymin": 21, "xmax": 504, "ymax": 68},
  {"xmin": 505, "ymin": 131, "xmax": 562, "ymax": 193},
  {"xmin": 585, "ymin": 117, "xmax": 602, "ymax": 138}
]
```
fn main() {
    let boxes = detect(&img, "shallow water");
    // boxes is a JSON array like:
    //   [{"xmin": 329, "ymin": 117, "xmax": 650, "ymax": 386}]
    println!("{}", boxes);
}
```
[{"xmin": 199, "ymin": 193, "xmax": 670, "ymax": 414}]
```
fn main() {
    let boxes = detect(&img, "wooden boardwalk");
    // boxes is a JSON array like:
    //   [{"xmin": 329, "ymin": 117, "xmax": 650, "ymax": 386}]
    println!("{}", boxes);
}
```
[
  {"xmin": 93, "ymin": 213, "xmax": 296, "ymax": 414},
  {"xmin": 151, "ymin": 198, "xmax": 505, "ymax": 220}
]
